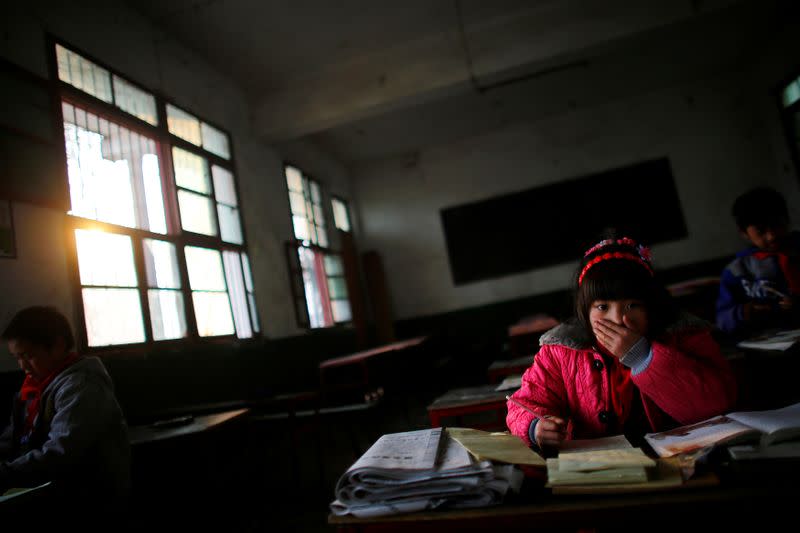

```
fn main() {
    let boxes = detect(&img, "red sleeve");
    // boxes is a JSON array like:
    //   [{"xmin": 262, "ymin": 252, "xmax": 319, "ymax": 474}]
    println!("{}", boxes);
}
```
[
  {"xmin": 506, "ymin": 345, "xmax": 569, "ymax": 446},
  {"xmin": 632, "ymin": 329, "xmax": 737, "ymax": 424}
]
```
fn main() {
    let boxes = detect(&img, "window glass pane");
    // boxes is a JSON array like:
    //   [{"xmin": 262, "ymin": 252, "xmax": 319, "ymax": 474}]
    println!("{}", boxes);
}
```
[
  {"xmin": 148, "ymin": 289, "xmax": 187, "ymax": 340},
  {"xmin": 310, "ymin": 181, "xmax": 321, "ymax": 203},
  {"xmin": 64, "ymin": 113, "xmax": 135, "ymax": 228},
  {"xmin": 112, "ymin": 75, "xmax": 157, "ymax": 125},
  {"xmin": 324, "ymin": 254, "xmax": 343, "ymax": 276},
  {"xmin": 75, "ymin": 229, "xmax": 137, "ymax": 287},
  {"xmin": 316, "ymin": 227, "xmax": 328, "ymax": 248},
  {"xmin": 242, "ymin": 253, "xmax": 255, "ymax": 292},
  {"xmin": 56, "ymin": 45, "xmax": 112, "ymax": 103},
  {"xmin": 218, "ymin": 204, "xmax": 243, "ymax": 244},
  {"xmin": 292, "ymin": 215, "xmax": 310, "ymax": 241},
  {"xmin": 178, "ymin": 190, "xmax": 218, "ymax": 236},
  {"xmin": 82, "ymin": 288, "xmax": 145, "ymax": 346},
  {"xmin": 332, "ymin": 198, "xmax": 351, "ymax": 232},
  {"xmin": 143, "ymin": 239, "xmax": 181, "ymax": 289},
  {"xmin": 192, "ymin": 292, "xmax": 235, "ymax": 337},
  {"xmin": 201, "ymin": 122, "xmax": 231, "ymax": 159},
  {"xmin": 223, "ymin": 250, "xmax": 253, "ymax": 338},
  {"xmin": 289, "ymin": 191, "xmax": 307, "ymax": 216},
  {"xmin": 285, "ymin": 166, "xmax": 304, "ymax": 192},
  {"xmin": 142, "ymin": 152, "xmax": 167, "ymax": 234},
  {"xmin": 173, "ymin": 147, "xmax": 211, "ymax": 193},
  {"xmin": 248, "ymin": 294, "xmax": 260, "ymax": 333},
  {"xmin": 783, "ymin": 80, "xmax": 800, "ymax": 108},
  {"xmin": 185, "ymin": 246, "xmax": 227, "ymax": 291},
  {"xmin": 211, "ymin": 165, "xmax": 238, "ymax": 206},
  {"xmin": 327, "ymin": 277, "xmax": 348, "ymax": 299},
  {"xmin": 298, "ymin": 247, "xmax": 327, "ymax": 328},
  {"xmin": 331, "ymin": 300, "xmax": 352, "ymax": 323},
  {"xmin": 63, "ymin": 102, "xmax": 165, "ymax": 232},
  {"xmin": 166, "ymin": 103, "xmax": 202, "ymax": 145},
  {"xmin": 313, "ymin": 205, "xmax": 326, "ymax": 225}
]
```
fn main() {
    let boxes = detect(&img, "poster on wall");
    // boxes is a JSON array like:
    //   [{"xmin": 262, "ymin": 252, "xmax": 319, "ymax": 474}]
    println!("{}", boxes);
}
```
[{"xmin": 0, "ymin": 200, "xmax": 16, "ymax": 258}]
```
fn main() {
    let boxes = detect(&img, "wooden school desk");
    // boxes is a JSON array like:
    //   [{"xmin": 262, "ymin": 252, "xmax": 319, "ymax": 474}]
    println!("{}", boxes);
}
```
[
  {"xmin": 328, "ymin": 480, "xmax": 796, "ymax": 532},
  {"xmin": 128, "ymin": 407, "xmax": 250, "ymax": 445},
  {"xmin": 724, "ymin": 339, "xmax": 800, "ymax": 411},
  {"xmin": 318, "ymin": 336, "xmax": 428, "ymax": 390},
  {"xmin": 507, "ymin": 314, "xmax": 559, "ymax": 358},
  {"xmin": 487, "ymin": 354, "xmax": 533, "ymax": 383},
  {"xmin": 427, "ymin": 384, "xmax": 509, "ymax": 431}
]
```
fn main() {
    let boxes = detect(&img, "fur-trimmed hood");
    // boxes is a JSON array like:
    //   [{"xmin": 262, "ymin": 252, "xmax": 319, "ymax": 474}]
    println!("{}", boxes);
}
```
[{"xmin": 539, "ymin": 312, "xmax": 710, "ymax": 351}]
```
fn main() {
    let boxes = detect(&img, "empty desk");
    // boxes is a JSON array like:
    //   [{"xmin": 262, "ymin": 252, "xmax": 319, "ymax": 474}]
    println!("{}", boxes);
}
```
[{"xmin": 427, "ymin": 384, "xmax": 509, "ymax": 431}]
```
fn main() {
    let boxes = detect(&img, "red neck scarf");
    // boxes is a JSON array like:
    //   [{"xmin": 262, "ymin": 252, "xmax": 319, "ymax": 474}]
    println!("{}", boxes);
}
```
[
  {"xmin": 19, "ymin": 353, "xmax": 80, "ymax": 435},
  {"xmin": 753, "ymin": 250, "xmax": 800, "ymax": 295}
]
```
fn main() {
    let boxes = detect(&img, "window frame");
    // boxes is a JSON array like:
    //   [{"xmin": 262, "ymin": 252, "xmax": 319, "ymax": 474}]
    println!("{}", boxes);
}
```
[
  {"xmin": 331, "ymin": 195, "xmax": 353, "ymax": 233},
  {"xmin": 47, "ymin": 35, "xmax": 260, "ymax": 353},
  {"xmin": 283, "ymin": 162, "xmax": 352, "ymax": 329}
]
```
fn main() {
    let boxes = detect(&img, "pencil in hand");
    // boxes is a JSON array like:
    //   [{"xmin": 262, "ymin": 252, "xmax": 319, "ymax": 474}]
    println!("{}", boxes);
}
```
[{"xmin": 506, "ymin": 395, "xmax": 537, "ymax": 415}]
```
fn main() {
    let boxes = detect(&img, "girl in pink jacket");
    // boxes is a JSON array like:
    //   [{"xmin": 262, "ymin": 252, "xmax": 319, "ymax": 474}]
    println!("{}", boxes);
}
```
[{"xmin": 506, "ymin": 235, "xmax": 737, "ymax": 452}]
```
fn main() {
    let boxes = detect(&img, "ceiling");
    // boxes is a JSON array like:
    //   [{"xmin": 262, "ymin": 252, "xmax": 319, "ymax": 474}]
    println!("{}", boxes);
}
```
[{"xmin": 127, "ymin": 0, "xmax": 782, "ymax": 166}]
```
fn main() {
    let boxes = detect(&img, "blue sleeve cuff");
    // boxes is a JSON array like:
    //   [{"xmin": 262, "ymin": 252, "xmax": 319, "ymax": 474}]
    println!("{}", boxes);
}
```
[
  {"xmin": 620, "ymin": 337, "xmax": 653, "ymax": 376},
  {"xmin": 528, "ymin": 418, "xmax": 541, "ymax": 451}
]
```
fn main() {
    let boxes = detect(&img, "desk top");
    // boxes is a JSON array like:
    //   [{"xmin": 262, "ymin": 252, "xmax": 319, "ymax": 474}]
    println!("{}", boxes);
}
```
[
  {"xmin": 329, "ymin": 480, "xmax": 791, "ymax": 531},
  {"xmin": 128, "ymin": 407, "xmax": 249, "ymax": 445},
  {"xmin": 508, "ymin": 316, "xmax": 559, "ymax": 337},
  {"xmin": 319, "ymin": 336, "xmax": 427, "ymax": 369},
  {"xmin": 427, "ymin": 384, "xmax": 509, "ymax": 411},
  {"xmin": 488, "ymin": 355, "xmax": 533, "ymax": 371}
]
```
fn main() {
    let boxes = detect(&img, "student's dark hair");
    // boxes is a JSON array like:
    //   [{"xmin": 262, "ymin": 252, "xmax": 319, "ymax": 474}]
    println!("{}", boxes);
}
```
[
  {"xmin": 732, "ymin": 187, "xmax": 789, "ymax": 231},
  {"xmin": 574, "ymin": 230, "xmax": 677, "ymax": 339},
  {"xmin": 2, "ymin": 306, "xmax": 75, "ymax": 351}
]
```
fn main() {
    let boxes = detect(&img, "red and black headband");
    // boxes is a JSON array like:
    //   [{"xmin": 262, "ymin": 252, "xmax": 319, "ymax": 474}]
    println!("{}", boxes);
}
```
[{"xmin": 578, "ymin": 237, "xmax": 653, "ymax": 286}]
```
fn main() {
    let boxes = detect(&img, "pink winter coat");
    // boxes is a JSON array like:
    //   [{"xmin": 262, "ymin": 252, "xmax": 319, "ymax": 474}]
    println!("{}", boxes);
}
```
[{"xmin": 507, "ymin": 316, "xmax": 737, "ymax": 447}]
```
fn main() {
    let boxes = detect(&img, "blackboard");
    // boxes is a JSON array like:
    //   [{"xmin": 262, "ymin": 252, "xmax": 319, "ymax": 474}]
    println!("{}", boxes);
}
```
[{"xmin": 440, "ymin": 158, "xmax": 688, "ymax": 285}]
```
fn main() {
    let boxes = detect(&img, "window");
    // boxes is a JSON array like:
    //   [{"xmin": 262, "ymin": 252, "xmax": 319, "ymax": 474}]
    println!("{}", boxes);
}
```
[
  {"xmin": 55, "ymin": 42, "xmax": 259, "ymax": 347},
  {"xmin": 284, "ymin": 165, "xmax": 351, "ymax": 328},
  {"xmin": 285, "ymin": 165, "xmax": 328, "ymax": 247},
  {"xmin": 780, "ymin": 71, "xmax": 800, "ymax": 178},
  {"xmin": 331, "ymin": 197, "xmax": 352, "ymax": 232}
]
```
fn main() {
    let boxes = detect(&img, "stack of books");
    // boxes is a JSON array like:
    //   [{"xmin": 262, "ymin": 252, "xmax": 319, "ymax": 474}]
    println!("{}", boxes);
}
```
[
  {"xmin": 546, "ymin": 436, "xmax": 656, "ymax": 490},
  {"xmin": 330, "ymin": 428, "xmax": 523, "ymax": 518}
]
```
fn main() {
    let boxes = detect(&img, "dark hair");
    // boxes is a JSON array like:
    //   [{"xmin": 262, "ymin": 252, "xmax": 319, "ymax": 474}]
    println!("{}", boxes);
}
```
[
  {"xmin": 574, "ymin": 231, "xmax": 676, "ymax": 339},
  {"xmin": 732, "ymin": 187, "xmax": 789, "ymax": 231},
  {"xmin": 2, "ymin": 306, "xmax": 75, "ymax": 351}
]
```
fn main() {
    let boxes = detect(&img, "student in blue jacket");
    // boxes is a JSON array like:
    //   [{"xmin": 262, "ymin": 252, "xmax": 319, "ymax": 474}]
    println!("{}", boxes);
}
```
[
  {"xmin": 716, "ymin": 187, "xmax": 800, "ymax": 337},
  {"xmin": 0, "ymin": 306, "xmax": 130, "ymax": 510}
]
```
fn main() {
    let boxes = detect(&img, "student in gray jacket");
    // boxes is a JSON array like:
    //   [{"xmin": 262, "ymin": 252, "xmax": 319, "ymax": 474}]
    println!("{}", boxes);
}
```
[{"xmin": 0, "ymin": 306, "xmax": 130, "ymax": 508}]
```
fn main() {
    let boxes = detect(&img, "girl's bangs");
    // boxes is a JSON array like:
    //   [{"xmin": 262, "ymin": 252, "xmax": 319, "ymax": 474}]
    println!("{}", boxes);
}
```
[{"xmin": 581, "ymin": 261, "xmax": 653, "ymax": 303}]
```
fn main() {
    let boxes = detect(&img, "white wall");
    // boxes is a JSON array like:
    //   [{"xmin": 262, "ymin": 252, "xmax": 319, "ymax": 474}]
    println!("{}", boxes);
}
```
[
  {"xmin": 0, "ymin": 204, "xmax": 73, "ymax": 372},
  {"xmin": 353, "ymin": 63, "xmax": 798, "ymax": 320},
  {"xmin": 0, "ymin": 0, "xmax": 356, "ymax": 361}
]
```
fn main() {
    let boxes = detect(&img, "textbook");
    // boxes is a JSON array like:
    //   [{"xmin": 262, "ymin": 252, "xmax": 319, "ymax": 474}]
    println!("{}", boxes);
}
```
[
  {"xmin": 330, "ymin": 428, "xmax": 523, "ymax": 518},
  {"xmin": 736, "ymin": 328, "xmax": 800, "ymax": 352},
  {"xmin": 446, "ymin": 427, "xmax": 545, "ymax": 467},
  {"xmin": 543, "ymin": 436, "xmax": 704, "ymax": 494},
  {"xmin": 644, "ymin": 401, "xmax": 800, "ymax": 457},
  {"xmin": 546, "ymin": 459, "xmax": 649, "ymax": 486}
]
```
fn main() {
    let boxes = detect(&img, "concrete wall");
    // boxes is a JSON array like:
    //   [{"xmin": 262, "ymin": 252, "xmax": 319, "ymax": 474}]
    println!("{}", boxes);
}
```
[
  {"xmin": 353, "ymin": 60, "xmax": 800, "ymax": 320},
  {"xmin": 0, "ymin": 0, "xmax": 357, "ymax": 372}
]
